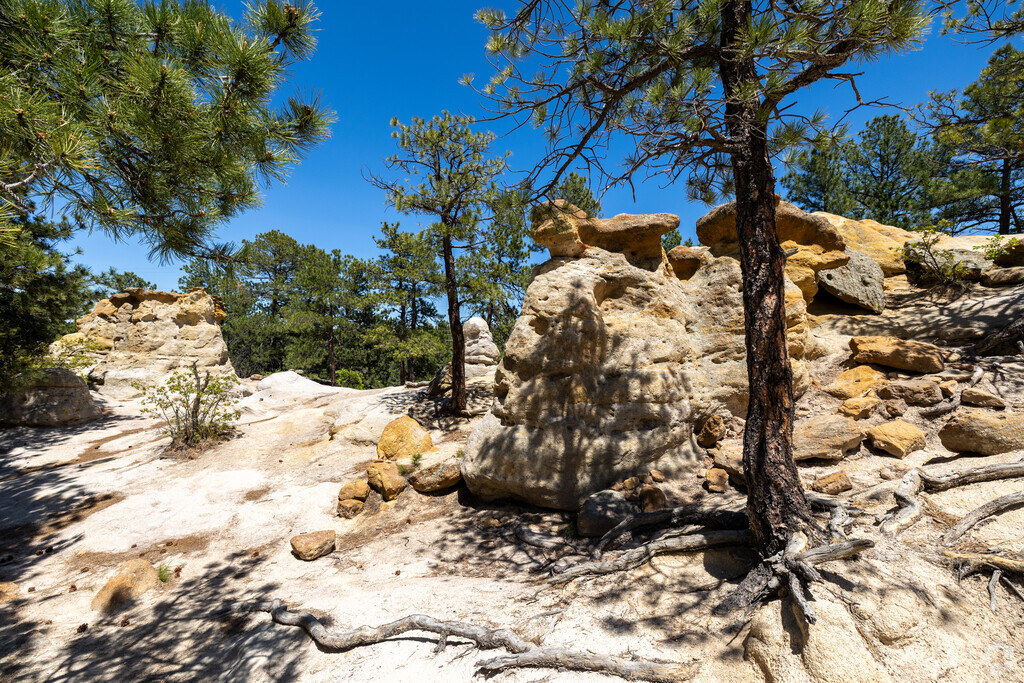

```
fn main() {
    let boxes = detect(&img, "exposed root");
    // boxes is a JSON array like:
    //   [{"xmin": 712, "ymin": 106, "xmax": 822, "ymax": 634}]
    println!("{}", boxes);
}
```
[
  {"xmin": 942, "ymin": 549, "xmax": 1024, "ymax": 575},
  {"xmin": 550, "ymin": 529, "xmax": 753, "ymax": 584},
  {"xmin": 229, "ymin": 600, "xmax": 693, "ymax": 682},
  {"xmin": 514, "ymin": 524, "xmax": 571, "ymax": 551},
  {"xmin": 806, "ymin": 493, "xmax": 865, "ymax": 541},
  {"xmin": 920, "ymin": 365, "xmax": 984, "ymax": 418},
  {"xmin": 920, "ymin": 459, "xmax": 1024, "ymax": 491},
  {"xmin": 989, "ymin": 570, "xmax": 1003, "ymax": 612},
  {"xmin": 942, "ymin": 490, "xmax": 1024, "ymax": 545},
  {"xmin": 877, "ymin": 469, "xmax": 923, "ymax": 535},
  {"xmin": 592, "ymin": 504, "xmax": 748, "ymax": 559}
]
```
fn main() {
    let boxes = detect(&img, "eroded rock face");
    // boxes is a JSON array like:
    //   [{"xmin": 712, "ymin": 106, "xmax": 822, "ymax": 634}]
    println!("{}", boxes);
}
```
[
  {"xmin": 462, "ymin": 203, "xmax": 811, "ymax": 509},
  {"xmin": 817, "ymin": 248, "xmax": 885, "ymax": 314},
  {"xmin": 57, "ymin": 288, "xmax": 235, "ymax": 398},
  {"xmin": 0, "ymin": 369, "xmax": 102, "ymax": 427},
  {"xmin": 815, "ymin": 212, "xmax": 911, "ymax": 276}
]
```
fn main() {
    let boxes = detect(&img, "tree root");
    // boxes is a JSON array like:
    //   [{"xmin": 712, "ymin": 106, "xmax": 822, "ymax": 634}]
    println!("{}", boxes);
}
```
[
  {"xmin": 592, "ymin": 504, "xmax": 748, "ymax": 559},
  {"xmin": 942, "ymin": 549, "xmax": 1024, "ymax": 575},
  {"xmin": 228, "ymin": 600, "xmax": 694, "ymax": 682},
  {"xmin": 550, "ymin": 529, "xmax": 753, "ymax": 584},
  {"xmin": 877, "ymin": 459, "xmax": 1024, "ymax": 535},
  {"xmin": 920, "ymin": 365, "xmax": 984, "ymax": 418},
  {"xmin": 988, "ymin": 570, "xmax": 1003, "ymax": 612},
  {"xmin": 942, "ymin": 490, "xmax": 1024, "ymax": 545}
]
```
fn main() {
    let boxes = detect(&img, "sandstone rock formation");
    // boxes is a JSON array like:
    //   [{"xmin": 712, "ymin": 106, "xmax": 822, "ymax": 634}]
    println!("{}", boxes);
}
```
[
  {"xmin": 849, "ymin": 336, "xmax": 946, "ymax": 373},
  {"xmin": 426, "ymin": 316, "xmax": 501, "ymax": 396},
  {"xmin": 57, "ymin": 288, "xmax": 235, "ymax": 398},
  {"xmin": 815, "ymin": 212, "xmax": 910, "ymax": 276},
  {"xmin": 867, "ymin": 420, "xmax": 926, "ymax": 458},
  {"xmin": 366, "ymin": 460, "xmax": 408, "ymax": 500},
  {"xmin": 817, "ymin": 248, "xmax": 885, "ymax": 313},
  {"xmin": 290, "ymin": 530, "xmax": 336, "ymax": 561},
  {"xmin": 0, "ymin": 368, "xmax": 102, "ymax": 427},
  {"xmin": 939, "ymin": 409, "xmax": 1024, "ymax": 455},
  {"xmin": 462, "ymin": 202, "xmax": 812, "ymax": 509},
  {"xmin": 376, "ymin": 416, "xmax": 432, "ymax": 460},
  {"xmin": 408, "ymin": 461, "xmax": 462, "ymax": 493}
]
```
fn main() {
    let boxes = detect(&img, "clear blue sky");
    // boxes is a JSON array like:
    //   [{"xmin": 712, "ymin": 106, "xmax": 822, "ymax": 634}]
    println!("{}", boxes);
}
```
[{"xmin": 69, "ymin": 1, "xmax": 1005, "ymax": 291}]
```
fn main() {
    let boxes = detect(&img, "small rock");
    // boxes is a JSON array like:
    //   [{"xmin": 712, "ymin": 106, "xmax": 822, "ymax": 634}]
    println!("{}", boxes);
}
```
[
  {"xmin": 961, "ymin": 387, "xmax": 1006, "ymax": 409},
  {"xmin": 867, "ymin": 420, "xmax": 926, "ymax": 458},
  {"xmin": 408, "ymin": 461, "xmax": 462, "ymax": 493},
  {"xmin": 376, "ymin": 416, "xmax": 433, "ymax": 461},
  {"xmin": 849, "ymin": 336, "xmax": 946, "ymax": 373},
  {"xmin": 697, "ymin": 414, "xmax": 728, "ymax": 448},
  {"xmin": 838, "ymin": 396, "xmax": 880, "ymax": 419},
  {"xmin": 705, "ymin": 468, "xmax": 730, "ymax": 493},
  {"xmin": 290, "ymin": 530, "xmax": 336, "ymax": 561},
  {"xmin": 810, "ymin": 471, "xmax": 853, "ymax": 495},
  {"xmin": 337, "ymin": 480, "xmax": 370, "ymax": 502},
  {"xmin": 712, "ymin": 441, "xmax": 745, "ymax": 483},
  {"xmin": 91, "ymin": 559, "xmax": 160, "ymax": 613},
  {"xmin": 879, "ymin": 463, "xmax": 910, "ymax": 480},
  {"xmin": 877, "ymin": 379, "xmax": 943, "ymax": 406},
  {"xmin": 366, "ymin": 460, "xmax": 408, "ymax": 501},
  {"xmin": 824, "ymin": 365, "xmax": 888, "ymax": 399},
  {"xmin": 336, "ymin": 499, "xmax": 364, "ymax": 519},
  {"xmin": 793, "ymin": 416, "xmax": 864, "ymax": 461},
  {"xmin": 638, "ymin": 485, "xmax": 668, "ymax": 512},
  {"xmin": 0, "ymin": 582, "xmax": 19, "ymax": 603},
  {"xmin": 480, "ymin": 517, "xmax": 502, "ymax": 529},
  {"xmin": 939, "ymin": 409, "xmax": 1024, "ymax": 455},
  {"xmin": 648, "ymin": 469, "xmax": 666, "ymax": 483},
  {"xmin": 939, "ymin": 380, "xmax": 958, "ymax": 398},
  {"xmin": 884, "ymin": 399, "xmax": 908, "ymax": 417},
  {"xmin": 577, "ymin": 490, "xmax": 637, "ymax": 537},
  {"xmin": 622, "ymin": 477, "xmax": 640, "ymax": 492}
]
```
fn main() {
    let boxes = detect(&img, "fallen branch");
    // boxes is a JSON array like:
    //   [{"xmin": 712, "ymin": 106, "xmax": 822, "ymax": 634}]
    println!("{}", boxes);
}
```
[
  {"xmin": 592, "ymin": 504, "xmax": 748, "ymax": 559},
  {"xmin": 550, "ymin": 529, "xmax": 753, "ymax": 584},
  {"xmin": 942, "ymin": 490, "xmax": 1024, "ymax": 545},
  {"xmin": 919, "ymin": 459, "xmax": 1024, "ymax": 491},
  {"xmin": 229, "ymin": 600, "xmax": 693, "ymax": 682}
]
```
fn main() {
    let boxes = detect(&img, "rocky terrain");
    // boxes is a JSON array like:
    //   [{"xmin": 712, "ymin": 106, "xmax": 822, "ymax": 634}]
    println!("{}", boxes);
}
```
[{"xmin": 1, "ymin": 202, "xmax": 1023, "ymax": 682}]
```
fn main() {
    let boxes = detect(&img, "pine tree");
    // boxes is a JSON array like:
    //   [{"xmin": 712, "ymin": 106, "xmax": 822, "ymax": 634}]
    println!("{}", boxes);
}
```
[
  {"xmin": 477, "ymin": 0, "xmax": 929, "ymax": 614},
  {"xmin": 369, "ymin": 112, "xmax": 508, "ymax": 414},
  {"xmin": 0, "ymin": 0, "xmax": 332, "ymax": 261},
  {"xmin": 781, "ymin": 146, "xmax": 857, "ymax": 216}
]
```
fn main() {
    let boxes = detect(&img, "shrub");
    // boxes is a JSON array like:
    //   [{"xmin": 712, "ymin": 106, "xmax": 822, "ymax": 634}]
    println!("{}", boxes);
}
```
[
  {"xmin": 334, "ymin": 368, "xmax": 365, "ymax": 390},
  {"xmin": 976, "ymin": 234, "xmax": 1024, "ymax": 264},
  {"xmin": 135, "ymin": 362, "xmax": 240, "ymax": 453},
  {"xmin": 902, "ymin": 225, "xmax": 970, "ymax": 288}
]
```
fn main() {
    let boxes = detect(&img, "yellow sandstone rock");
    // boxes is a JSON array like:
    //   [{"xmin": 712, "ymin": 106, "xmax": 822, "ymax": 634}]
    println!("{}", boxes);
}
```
[
  {"xmin": 867, "ymin": 420, "xmax": 926, "ymax": 458},
  {"xmin": 376, "ymin": 416, "xmax": 432, "ymax": 461}
]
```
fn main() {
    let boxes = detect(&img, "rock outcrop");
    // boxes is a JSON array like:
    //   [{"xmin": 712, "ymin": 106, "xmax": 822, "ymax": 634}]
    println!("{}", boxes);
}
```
[
  {"xmin": 0, "ymin": 369, "xmax": 102, "ymax": 427},
  {"xmin": 57, "ymin": 288, "xmax": 235, "ymax": 398},
  {"xmin": 462, "ymin": 202, "xmax": 812, "ymax": 509},
  {"xmin": 817, "ymin": 248, "xmax": 885, "ymax": 313},
  {"xmin": 426, "ymin": 317, "xmax": 501, "ymax": 396}
]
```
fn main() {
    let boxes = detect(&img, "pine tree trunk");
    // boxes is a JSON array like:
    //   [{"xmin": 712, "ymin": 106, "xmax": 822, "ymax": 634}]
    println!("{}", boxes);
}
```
[
  {"xmin": 442, "ymin": 234, "xmax": 467, "ymax": 413},
  {"xmin": 328, "ymin": 308, "xmax": 336, "ymax": 387},
  {"xmin": 721, "ymin": 0, "xmax": 814, "ymax": 558},
  {"xmin": 999, "ymin": 158, "xmax": 1012, "ymax": 235}
]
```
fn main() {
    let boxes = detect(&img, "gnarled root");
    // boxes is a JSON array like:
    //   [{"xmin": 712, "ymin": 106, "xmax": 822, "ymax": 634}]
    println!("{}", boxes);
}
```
[
  {"xmin": 592, "ymin": 504, "xmax": 748, "ymax": 559},
  {"xmin": 920, "ymin": 365, "xmax": 984, "ymax": 418},
  {"xmin": 942, "ymin": 490, "xmax": 1024, "ymax": 545},
  {"xmin": 228, "ymin": 600, "xmax": 694, "ymax": 682}
]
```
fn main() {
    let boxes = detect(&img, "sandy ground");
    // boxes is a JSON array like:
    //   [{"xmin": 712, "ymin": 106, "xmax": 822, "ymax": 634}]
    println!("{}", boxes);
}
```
[{"xmin": 1, "ymin": 353, "xmax": 1023, "ymax": 682}]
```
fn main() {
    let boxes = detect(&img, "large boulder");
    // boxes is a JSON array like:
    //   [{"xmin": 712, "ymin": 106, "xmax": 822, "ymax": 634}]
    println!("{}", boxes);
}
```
[
  {"xmin": 849, "ymin": 336, "xmax": 946, "ymax": 373},
  {"xmin": 462, "ymin": 204, "xmax": 811, "ymax": 509},
  {"xmin": 56, "ymin": 288, "xmax": 236, "ymax": 398},
  {"xmin": 0, "ymin": 369, "xmax": 102, "ymax": 427},
  {"xmin": 817, "ymin": 248, "xmax": 885, "ymax": 313},
  {"xmin": 697, "ymin": 198, "xmax": 849, "ymax": 301},
  {"xmin": 376, "ymin": 416, "xmax": 432, "ymax": 460},
  {"xmin": 939, "ymin": 409, "xmax": 1024, "ymax": 455}
]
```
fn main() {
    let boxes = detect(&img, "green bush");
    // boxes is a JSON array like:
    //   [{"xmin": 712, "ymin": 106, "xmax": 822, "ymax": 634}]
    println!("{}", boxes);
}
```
[
  {"xmin": 334, "ymin": 368, "xmax": 365, "ymax": 390},
  {"xmin": 902, "ymin": 225, "xmax": 970, "ymax": 288},
  {"xmin": 135, "ymin": 362, "xmax": 241, "ymax": 453}
]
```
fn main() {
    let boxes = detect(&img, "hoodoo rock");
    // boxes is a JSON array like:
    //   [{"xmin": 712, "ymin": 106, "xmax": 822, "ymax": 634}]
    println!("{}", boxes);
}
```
[
  {"xmin": 427, "ymin": 317, "xmax": 501, "ymax": 397},
  {"xmin": 462, "ymin": 202, "xmax": 812, "ymax": 509},
  {"xmin": 56, "ymin": 288, "xmax": 235, "ymax": 398}
]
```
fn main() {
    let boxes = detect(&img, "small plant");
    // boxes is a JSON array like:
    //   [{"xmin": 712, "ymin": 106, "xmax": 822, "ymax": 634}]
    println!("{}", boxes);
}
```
[
  {"xmin": 398, "ymin": 464, "xmax": 409, "ymax": 476},
  {"xmin": 455, "ymin": 448, "xmax": 465, "ymax": 459},
  {"xmin": 564, "ymin": 520, "xmax": 578, "ymax": 540},
  {"xmin": 157, "ymin": 564, "xmax": 171, "ymax": 583},
  {"xmin": 977, "ymin": 234, "xmax": 1023, "ymax": 263},
  {"xmin": 135, "ymin": 361, "xmax": 241, "ymax": 454},
  {"xmin": 411, "ymin": 453, "xmax": 422, "ymax": 468},
  {"xmin": 902, "ymin": 225, "xmax": 971, "ymax": 288}
]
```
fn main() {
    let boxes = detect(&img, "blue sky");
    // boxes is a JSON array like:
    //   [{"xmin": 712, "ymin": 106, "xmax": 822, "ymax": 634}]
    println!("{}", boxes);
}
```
[{"xmin": 69, "ymin": 1, "xmax": 1006, "ymax": 290}]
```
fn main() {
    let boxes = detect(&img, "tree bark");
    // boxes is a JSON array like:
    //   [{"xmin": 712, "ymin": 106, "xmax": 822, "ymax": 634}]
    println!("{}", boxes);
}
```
[
  {"xmin": 442, "ymin": 233, "xmax": 467, "ymax": 413},
  {"xmin": 328, "ymin": 302, "xmax": 336, "ymax": 386},
  {"xmin": 720, "ymin": 0, "xmax": 814, "ymax": 558},
  {"xmin": 1000, "ymin": 158, "xmax": 1012, "ymax": 235}
]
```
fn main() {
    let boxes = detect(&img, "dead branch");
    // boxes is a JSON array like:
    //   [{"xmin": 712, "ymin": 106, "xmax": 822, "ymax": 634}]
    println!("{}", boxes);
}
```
[
  {"xmin": 919, "ymin": 459, "xmax": 1024, "ymax": 491},
  {"xmin": 229, "ymin": 600, "xmax": 692, "ymax": 682},
  {"xmin": 592, "ymin": 504, "xmax": 748, "ymax": 559},
  {"xmin": 942, "ymin": 549, "xmax": 1024, "ymax": 575},
  {"xmin": 550, "ymin": 529, "xmax": 753, "ymax": 584},
  {"xmin": 942, "ymin": 490, "xmax": 1024, "ymax": 545},
  {"xmin": 920, "ymin": 365, "xmax": 984, "ymax": 418},
  {"xmin": 878, "ymin": 469, "xmax": 924, "ymax": 535},
  {"xmin": 989, "ymin": 570, "xmax": 1003, "ymax": 612}
]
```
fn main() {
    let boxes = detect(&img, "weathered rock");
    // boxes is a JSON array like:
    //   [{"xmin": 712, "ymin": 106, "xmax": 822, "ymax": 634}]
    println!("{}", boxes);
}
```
[
  {"xmin": 290, "ymin": 530, "xmax": 336, "ymax": 561},
  {"xmin": 712, "ymin": 441, "xmax": 745, "ymax": 482},
  {"xmin": 939, "ymin": 409, "xmax": 1024, "ymax": 455},
  {"xmin": 427, "ymin": 318, "xmax": 500, "ymax": 396},
  {"xmin": 366, "ymin": 460, "xmax": 408, "ymax": 500},
  {"xmin": 838, "ymin": 396, "xmax": 880, "ymax": 420},
  {"xmin": 877, "ymin": 379, "xmax": 944, "ymax": 406},
  {"xmin": 705, "ymin": 468, "xmax": 730, "ymax": 493},
  {"xmin": 817, "ymin": 249, "xmax": 885, "ymax": 313},
  {"xmin": 576, "ymin": 490, "xmax": 637, "ymax": 538},
  {"xmin": 810, "ymin": 471, "xmax": 853, "ymax": 495},
  {"xmin": 91, "ymin": 559, "xmax": 160, "ymax": 612},
  {"xmin": 939, "ymin": 380, "xmax": 958, "ymax": 397},
  {"xmin": 56, "ymin": 288, "xmax": 235, "ymax": 398},
  {"xmin": 667, "ymin": 245, "xmax": 706, "ymax": 280},
  {"xmin": 698, "ymin": 198, "xmax": 848, "ymax": 301},
  {"xmin": 824, "ymin": 365, "xmax": 887, "ymax": 399},
  {"xmin": 336, "ymin": 499, "xmax": 364, "ymax": 519},
  {"xmin": 638, "ymin": 484, "xmax": 668, "ymax": 512},
  {"xmin": 884, "ymin": 399, "xmax": 909, "ymax": 417},
  {"xmin": 867, "ymin": 420, "xmax": 926, "ymax": 458},
  {"xmin": 0, "ymin": 582, "xmax": 20, "ymax": 604},
  {"xmin": 376, "ymin": 416, "xmax": 432, "ymax": 461},
  {"xmin": 531, "ymin": 200, "xmax": 679, "ymax": 264},
  {"xmin": 981, "ymin": 267, "xmax": 1024, "ymax": 287},
  {"xmin": 648, "ymin": 468, "xmax": 665, "ymax": 483},
  {"xmin": 337, "ymin": 480, "xmax": 370, "ymax": 502},
  {"xmin": 0, "ymin": 369, "xmax": 102, "ymax": 427},
  {"xmin": 961, "ymin": 387, "xmax": 1006, "ymax": 408},
  {"xmin": 793, "ymin": 416, "xmax": 863, "ymax": 461},
  {"xmin": 849, "ymin": 336, "xmax": 946, "ymax": 373},
  {"xmin": 816, "ymin": 212, "xmax": 910, "ymax": 275},
  {"xmin": 697, "ymin": 414, "xmax": 728, "ymax": 448},
  {"xmin": 408, "ymin": 461, "xmax": 462, "ymax": 493}
]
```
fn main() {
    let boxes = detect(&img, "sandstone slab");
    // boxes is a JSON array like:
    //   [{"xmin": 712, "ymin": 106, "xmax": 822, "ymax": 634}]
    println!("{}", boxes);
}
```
[
  {"xmin": 849, "ymin": 336, "xmax": 945, "ymax": 373},
  {"xmin": 939, "ymin": 409, "xmax": 1024, "ymax": 455},
  {"xmin": 793, "ymin": 416, "xmax": 863, "ymax": 461},
  {"xmin": 0, "ymin": 369, "xmax": 102, "ymax": 427},
  {"xmin": 877, "ymin": 379, "xmax": 943, "ymax": 406},
  {"xmin": 336, "ymin": 499, "xmax": 364, "ymax": 519},
  {"xmin": 867, "ymin": 420, "xmax": 926, "ymax": 458},
  {"xmin": 810, "ymin": 471, "xmax": 853, "ymax": 495},
  {"xmin": 838, "ymin": 396, "xmax": 880, "ymax": 419},
  {"xmin": 961, "ymin": 387, "xmax": 1006, "ymax": 408},
  {"xmin": 408, "ymin": 461, "xmax": 462, "ymax": 493},
  {"xmin": 981, "ymin": 267, "xmax": 1024, "ymax": 287},
  {"xmin": 824, "ymin": 365, "xmax": 887, "ymax": 399}
]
